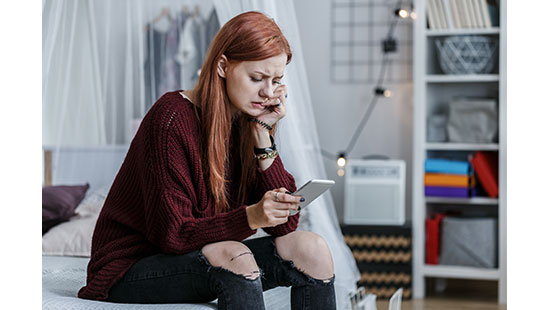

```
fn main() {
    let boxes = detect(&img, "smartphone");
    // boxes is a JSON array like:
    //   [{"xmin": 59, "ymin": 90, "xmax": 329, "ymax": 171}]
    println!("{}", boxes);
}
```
[{"xmin": 289, "ymin": 179, "xmax": 335, "ymax": 215}]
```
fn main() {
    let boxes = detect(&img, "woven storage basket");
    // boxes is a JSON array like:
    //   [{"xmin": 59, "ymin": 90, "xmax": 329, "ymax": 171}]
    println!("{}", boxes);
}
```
[{"xmin": 435, "ymin": 35, "xmax": 497, "ymax": 74}]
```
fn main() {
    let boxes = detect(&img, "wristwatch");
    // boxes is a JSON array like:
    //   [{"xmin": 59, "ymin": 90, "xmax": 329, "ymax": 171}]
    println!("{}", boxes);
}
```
[{"xmin": 254, "ymin": 135, "xmax": 277, "ymax": 155}]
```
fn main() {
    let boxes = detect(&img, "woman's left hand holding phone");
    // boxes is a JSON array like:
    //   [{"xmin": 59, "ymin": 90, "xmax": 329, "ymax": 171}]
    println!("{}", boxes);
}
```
[{"xmin": 245, "ymin": 187, "xmax": 301, "ymax": 230}]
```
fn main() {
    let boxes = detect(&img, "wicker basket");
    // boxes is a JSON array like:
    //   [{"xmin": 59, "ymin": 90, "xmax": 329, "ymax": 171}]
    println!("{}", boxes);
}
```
[{"xmin": 435, "ymin": 35, "xmax": 497, "ymax": 74}]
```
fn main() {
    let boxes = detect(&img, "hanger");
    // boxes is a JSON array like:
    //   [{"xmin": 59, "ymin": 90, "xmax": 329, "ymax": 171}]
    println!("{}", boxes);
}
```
[
  {"xmin": 152, "ymin": 7, "xmax": 172, "ymax": 24},
  {"xmin": 192, "ymin": 5, "xmax": 200, "ymax": 18},
  {"xmin": 144, "ymin": 7, "xmax": 172, "ymax": 31}
]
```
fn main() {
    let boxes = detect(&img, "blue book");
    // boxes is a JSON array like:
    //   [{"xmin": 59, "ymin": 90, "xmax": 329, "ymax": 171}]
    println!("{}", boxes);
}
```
[{"xmin": 425, "ymin": 158, "xmax": 470, "ymax": 175}]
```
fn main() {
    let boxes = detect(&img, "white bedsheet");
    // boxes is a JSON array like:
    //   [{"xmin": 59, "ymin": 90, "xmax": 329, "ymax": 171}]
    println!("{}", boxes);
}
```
[{"xmin": 42, "ymin": 255, "xmax": 291, "ymax": 310}]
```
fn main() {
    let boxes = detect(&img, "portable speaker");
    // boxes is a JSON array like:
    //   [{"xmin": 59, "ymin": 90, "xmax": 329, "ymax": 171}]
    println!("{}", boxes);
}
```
[{"xmin": 343, "ymin": 159, "xmax": 406, "ymax": 225}]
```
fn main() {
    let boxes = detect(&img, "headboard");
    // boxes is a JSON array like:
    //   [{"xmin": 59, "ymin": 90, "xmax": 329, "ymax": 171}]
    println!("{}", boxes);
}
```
[{"xmin": 43, "ymin": 145, "xmax": 130, "ymax": 191}]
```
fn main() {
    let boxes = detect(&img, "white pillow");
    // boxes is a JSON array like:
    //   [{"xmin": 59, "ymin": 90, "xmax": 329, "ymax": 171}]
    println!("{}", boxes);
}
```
[
  {"xmin": 75, "ymin": 186, "xmax": 109, "ymax": 216},
  {"xmin": 42, "ymin": 214, "xmax": 98, "ymax": 257},
  {"xmin": 43, "ymin": 187, "xmax": 109, "ymax": 257}
]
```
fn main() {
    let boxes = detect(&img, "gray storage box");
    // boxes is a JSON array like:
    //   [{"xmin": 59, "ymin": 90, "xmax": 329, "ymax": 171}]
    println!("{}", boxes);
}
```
[
  {"xmin": 446, "ymin": 98, "xmax": 498, "ymax": 143},
  {"xmin": 439, "ymin": 217, "xmax": 497, "ymax": 268}
]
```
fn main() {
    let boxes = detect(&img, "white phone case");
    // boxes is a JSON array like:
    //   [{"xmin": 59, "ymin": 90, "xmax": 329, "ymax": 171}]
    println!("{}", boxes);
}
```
[{"xmin": 289, "ymin": 179, "xmax": 335, "ymax": 215}]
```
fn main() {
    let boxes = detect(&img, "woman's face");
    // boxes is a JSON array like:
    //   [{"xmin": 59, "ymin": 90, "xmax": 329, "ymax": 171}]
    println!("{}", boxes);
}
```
[{"xmin": 218, "ymin": 53, "xmax": 287, "ymax": 117}]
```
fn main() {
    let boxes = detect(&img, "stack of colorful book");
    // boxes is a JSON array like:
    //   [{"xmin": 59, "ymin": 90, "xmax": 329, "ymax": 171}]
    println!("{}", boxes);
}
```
[{"xmin": 424, "ymin": 158, "xmax": 475, "ymax": 198}]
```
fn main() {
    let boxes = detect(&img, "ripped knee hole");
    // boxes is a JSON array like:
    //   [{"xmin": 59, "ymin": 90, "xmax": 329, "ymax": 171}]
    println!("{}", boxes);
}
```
[
  {"xmin": 227, "ymin": 251, "xmax": 260, "ymax": 280},
  {"xmin": 229, "ymin": 251, "xmax": 253, "ymax": 262}
]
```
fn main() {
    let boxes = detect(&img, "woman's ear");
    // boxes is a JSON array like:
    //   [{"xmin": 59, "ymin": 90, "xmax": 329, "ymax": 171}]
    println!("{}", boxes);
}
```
[{"xmin": 217, "ymin": 55, "xmax": 229, "ymax": 78}]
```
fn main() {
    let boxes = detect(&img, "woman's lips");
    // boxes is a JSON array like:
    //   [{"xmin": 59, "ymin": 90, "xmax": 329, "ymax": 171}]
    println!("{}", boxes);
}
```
[{"xmin": 252, "ymin": 102, "xmax": 266, "ymax": 109}]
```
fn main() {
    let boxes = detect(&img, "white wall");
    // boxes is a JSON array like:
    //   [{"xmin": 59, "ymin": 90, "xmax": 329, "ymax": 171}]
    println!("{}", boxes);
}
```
[{"xmin": 293, "ymin": 0, "xmax": 414, "ymax": 222}]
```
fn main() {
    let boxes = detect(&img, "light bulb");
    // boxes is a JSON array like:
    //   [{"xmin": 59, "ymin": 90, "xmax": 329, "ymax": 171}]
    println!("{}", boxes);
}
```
[
  {"xmin": 410, "ymin": 10, "xmax": 417, "ymax": 20},
  {"xmin": 337, "ymin": 152, "xmax": 347, "ymax": 168},
  {"xmin": 375, "ymin": 87, "xmax": 392, "ymax": 97},
  {"xmin": 337, "ymin": 168, "xmax": 345, "ymax": 177},
  {"xmin": 395, "ymin": 9, "xmax": 409, "ymax": 19},
  {"xmin": 337, "ymin": 157, "xmax": 346, "ymax": 168}
]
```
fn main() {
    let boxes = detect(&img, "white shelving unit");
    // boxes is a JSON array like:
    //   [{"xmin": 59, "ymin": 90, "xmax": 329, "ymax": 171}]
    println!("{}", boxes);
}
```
[
  {"xmin": 425, "ymin": 197, "xmax": 499, "ymax": 205},
  {"xmin": 426, "ymin": 27, "xmax": 500, "ymax": 36},
  {"xmin": 412, "ymin": 0, "xmax": 506, "ymax": 304},
  {"xmin": 425, "ymin": 74, "xmax": 499, "ymax": 83},
  {"xmin": 426, "ymin": 142, "xmax": 499, "ymax": 151}
]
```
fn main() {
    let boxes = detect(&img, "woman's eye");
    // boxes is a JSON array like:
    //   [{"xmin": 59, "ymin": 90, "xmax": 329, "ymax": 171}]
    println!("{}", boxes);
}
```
[
  {"xmin": 251, "ymin": 77, "xmax": 262, "ymax": 82},
  {"xmin": 273, "ymin": 80, "xmax": 282, "ymax": 85}
]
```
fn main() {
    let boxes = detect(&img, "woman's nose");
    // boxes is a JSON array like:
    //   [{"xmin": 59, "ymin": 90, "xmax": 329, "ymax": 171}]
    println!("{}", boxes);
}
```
[{"xmin": 260, "ymin": 82, "xmax": 275, "ymax": 98}]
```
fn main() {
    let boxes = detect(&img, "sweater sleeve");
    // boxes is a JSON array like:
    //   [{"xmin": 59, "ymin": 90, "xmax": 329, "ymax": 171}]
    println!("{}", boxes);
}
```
[
  {"xmin": 141, "ymin": 107, "xmax": 257, "ymax": 254},
  {"xmin": 253, "ymin": 156, "xmax": 300, "ymax": 237}
]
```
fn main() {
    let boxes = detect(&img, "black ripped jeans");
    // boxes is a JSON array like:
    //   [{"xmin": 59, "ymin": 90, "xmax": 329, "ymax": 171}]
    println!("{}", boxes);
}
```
[{"xmin": 107, "ymin": 235, "xmax": 336, "ymax": 309}]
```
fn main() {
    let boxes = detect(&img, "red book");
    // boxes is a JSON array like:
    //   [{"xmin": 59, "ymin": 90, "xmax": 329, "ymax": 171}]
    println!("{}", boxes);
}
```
[
  {"xmin": 471, "ymin": 151, "xmax": 499, "ymax": 198},
  {"xmin": 425, "ymin": 214, "xmax": 445, "ymax": 265}
]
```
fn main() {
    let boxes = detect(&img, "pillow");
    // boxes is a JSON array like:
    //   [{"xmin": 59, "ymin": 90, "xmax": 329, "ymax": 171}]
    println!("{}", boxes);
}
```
[
  {"xmin": 42, "ymin": 184, "xmax": 90, "ymax": 235},
  {"xmin": 75, "ymin": 186, "xmax": 110, "ymax": 216},
  {"xmin": 42, "ymin": 214, "xmax": 98, "ymax": 257},
  {"xmin": 42, "ymin": 186, "xmax": 109, "ymax": 257}
]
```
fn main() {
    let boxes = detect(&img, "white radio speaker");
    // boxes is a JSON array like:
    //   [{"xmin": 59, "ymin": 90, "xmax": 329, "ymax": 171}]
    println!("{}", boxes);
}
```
[{"xmin": 343, "ymin": 159, "xmax": 406, "ymax": 225}]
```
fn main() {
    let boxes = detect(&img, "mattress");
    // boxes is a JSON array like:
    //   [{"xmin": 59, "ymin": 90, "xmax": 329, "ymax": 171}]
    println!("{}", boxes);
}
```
[{"xmin": 43, "ymin": 255, "xmax": 291, "ymax": 310}]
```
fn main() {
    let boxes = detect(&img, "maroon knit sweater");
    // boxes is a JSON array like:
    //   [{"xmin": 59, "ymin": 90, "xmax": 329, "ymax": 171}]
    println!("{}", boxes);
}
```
[{"xmin": 78, "ymin": 90, "xmax": 299, "ymax": 301}]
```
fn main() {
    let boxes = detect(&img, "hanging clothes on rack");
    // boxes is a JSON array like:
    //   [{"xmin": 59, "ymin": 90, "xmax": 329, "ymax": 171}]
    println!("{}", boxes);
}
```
[
  {"xmin": 175, "ymin": 9, "xmax": 205, "ymax": 90},
  {"xmin": 143, "ymin": 25, "xmax": 164, "ymax": 110},
  {"xmin": 143, "ymin": 6, "xmax": 220, "ymax": 106},
  {"xmin": 157, "ymin": 19, "xmax": 179, "ymax": 97},
  {"xmin": 143, "ymin": 9, "xmax": 172, "ymax": 111},
  {"xmin": 204, "ymin": 8, "xmax": 220, "ymax": 55}
]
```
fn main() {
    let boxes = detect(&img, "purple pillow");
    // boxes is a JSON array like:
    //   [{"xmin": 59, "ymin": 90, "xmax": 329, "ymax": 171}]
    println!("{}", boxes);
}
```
[{"xmin": 42, "ymin": 184, "xmax": 90, "ymax": 235}]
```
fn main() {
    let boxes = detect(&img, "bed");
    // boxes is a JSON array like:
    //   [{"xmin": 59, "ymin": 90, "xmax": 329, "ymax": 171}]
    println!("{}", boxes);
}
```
[
  {"xmin": 43, "ymin": 255, "xmax": 292, "ymax": 310},
  {"xmin": 41, "ymin": 145, "xmax": 343, "ymax": 309}
]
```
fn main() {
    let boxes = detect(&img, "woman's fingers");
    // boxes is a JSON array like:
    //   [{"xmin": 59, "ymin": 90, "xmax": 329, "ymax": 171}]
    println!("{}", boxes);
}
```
[
  {"xmin": 261, "ymin": 85, "xmax": 287, "ymax": 107},
  {"xmin": 272, "ymin": 209, "xmax": 291, "ymax": 219},
  {"xmin": 275, "ymin": 85, "xmax": 288, "ymax": 99},
  {"xmin": 263, "ymin": 187, "xmax": 300, "ymax": 223},
  {"xmin": 271, "ymin": 189, "xmax": 301, "ymax": 205},
  {"xmin": 261, "ymin": 97, "xmax": 282, "ymax": 108}
]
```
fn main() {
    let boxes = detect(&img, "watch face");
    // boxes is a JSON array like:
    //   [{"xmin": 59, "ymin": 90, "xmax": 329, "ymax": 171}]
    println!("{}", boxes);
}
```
[{"xmin": 253, "ymin": 140, "xmax": 277, "ymax": 155}]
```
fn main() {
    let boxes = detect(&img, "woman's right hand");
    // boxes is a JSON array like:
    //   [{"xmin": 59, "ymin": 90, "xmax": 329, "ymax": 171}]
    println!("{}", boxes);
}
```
[{"xmin": 246, "ymin": 188, "xmax": 302, "ymax": 230}]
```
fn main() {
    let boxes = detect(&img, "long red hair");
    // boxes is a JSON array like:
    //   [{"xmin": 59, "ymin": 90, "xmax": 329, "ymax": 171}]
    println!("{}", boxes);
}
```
[{"xmin": 194, "ymin": 11, "xmax": 292, "ymax": 214}]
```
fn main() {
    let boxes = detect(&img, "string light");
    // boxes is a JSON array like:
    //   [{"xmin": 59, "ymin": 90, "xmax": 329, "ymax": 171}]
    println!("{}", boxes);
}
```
[
  {"xmin": 410, "ymin": 3, "xmax": 416, "ymax": 20},
  {"xmin": 337, "ymin": 152, "xmax": 347, "ymax": 168},
  {"xmin": 383, "ymin": 37, "xmax": 397, "ymax": 53},
  {"xmin": 395, "ymin": 8, "xmax": 409, "ymax": 19},
  {"xmin": 374, "ymin": 87, "xmax": 392, "ymax": 98},
  {"xmin": 322, "ymin": 0, "xmax": 410, "ymax": 175}
]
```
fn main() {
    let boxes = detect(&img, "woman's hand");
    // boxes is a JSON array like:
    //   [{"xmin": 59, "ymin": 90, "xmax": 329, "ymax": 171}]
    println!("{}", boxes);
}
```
[
  {"xmin": 254, "ymin": 84, "xmax": 288, "ymax": 129},
  {"xmin": 245, "ymin": 187, "xmax": 301, "ymax": 230}
]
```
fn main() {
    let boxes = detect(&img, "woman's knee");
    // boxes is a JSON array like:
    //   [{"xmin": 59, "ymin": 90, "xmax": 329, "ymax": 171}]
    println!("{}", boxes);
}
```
[
  {"xmin": 275, "ymin": 231, "xmax": 334, "ymax": 281},
  {"xmin": 201, "ymin": 241, "xmax": 261, "ymax": 280}
]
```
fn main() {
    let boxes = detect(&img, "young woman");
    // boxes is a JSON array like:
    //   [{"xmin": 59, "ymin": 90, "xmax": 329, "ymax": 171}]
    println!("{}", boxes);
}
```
[{"xmin": 78, "ymin": 11, "xmax": 336, "ymax": 309}]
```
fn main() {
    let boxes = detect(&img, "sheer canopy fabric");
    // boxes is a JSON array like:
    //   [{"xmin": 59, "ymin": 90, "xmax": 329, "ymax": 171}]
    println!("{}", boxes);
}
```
[{"xmin": 43, "ymin": 0, "xmax": 360, "ymax": 308}]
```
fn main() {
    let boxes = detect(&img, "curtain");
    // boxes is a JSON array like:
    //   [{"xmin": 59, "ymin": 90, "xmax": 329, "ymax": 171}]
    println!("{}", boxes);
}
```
[{"xmin": 43, "ymin": 0, "xmax": 360, "ymax": 307}]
